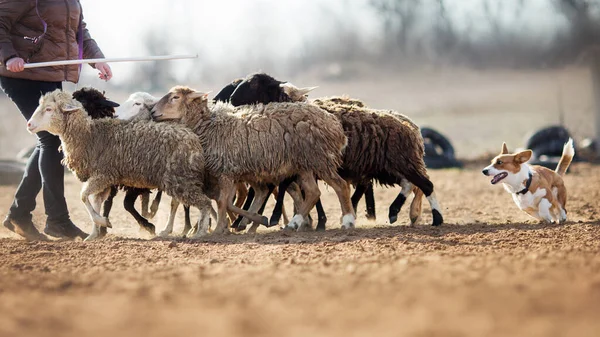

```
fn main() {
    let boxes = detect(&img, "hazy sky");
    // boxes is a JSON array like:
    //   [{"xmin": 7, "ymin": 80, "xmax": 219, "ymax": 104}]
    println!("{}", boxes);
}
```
[{"xmin": 79, "ymin": 0, "xmax": 565, "ymax": 85}]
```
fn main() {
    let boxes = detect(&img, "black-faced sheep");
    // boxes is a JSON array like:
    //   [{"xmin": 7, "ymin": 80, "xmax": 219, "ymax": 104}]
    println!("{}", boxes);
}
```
[
  {"xmin": 213, "ymin": 78, "xmax": 243, "ymax": 103},
  {"xmin": 229, "ymin": 73, "xmax": 443, "ymax": 227},
  {"xmin": 26, "ymin": 90, "xmax": 215, "ymax": 241},
  {"xmin": 151, "ymin": 86, "xmax": 356, "ymax": 233}
]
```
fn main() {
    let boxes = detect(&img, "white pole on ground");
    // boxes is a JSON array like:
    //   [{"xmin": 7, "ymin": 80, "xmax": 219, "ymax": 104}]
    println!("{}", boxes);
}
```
[{"xmin": 22, "ymin": 54, "xmax": 198, "ymax": 69}]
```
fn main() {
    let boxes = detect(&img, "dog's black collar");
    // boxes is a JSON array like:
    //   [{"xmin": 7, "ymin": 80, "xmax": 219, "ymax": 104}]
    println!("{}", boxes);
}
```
[{"xmin": 516, "ymin": 172, "xmax": 533, "ymax": 195}]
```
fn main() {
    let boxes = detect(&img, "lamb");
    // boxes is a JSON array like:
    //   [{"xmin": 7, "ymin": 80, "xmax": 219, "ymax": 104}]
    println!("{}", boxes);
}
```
[
  {"xmin": 73, "ymin": 88, "xmax": 162, "ymax": 237},
  {"xmin": 228, "ymin": 73, "xmax": 443, "ymax": 228},
  {"xmin": 151, "ymin": 86, "xmax": 356, "ymax": 233},
  {"xmin": 26, "ymin": 89, "xmax": 215, "ymax": 241}
]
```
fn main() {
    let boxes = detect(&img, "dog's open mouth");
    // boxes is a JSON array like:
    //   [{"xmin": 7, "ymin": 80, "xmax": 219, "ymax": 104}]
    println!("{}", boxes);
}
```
[{"xmin": 491, "ymin": 172, "xmax": 508, "ymax": 184}]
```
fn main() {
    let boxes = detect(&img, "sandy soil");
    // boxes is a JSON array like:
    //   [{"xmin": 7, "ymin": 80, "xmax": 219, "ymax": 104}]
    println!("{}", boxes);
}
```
[{"xmin": 0, "ymin": 163, "xmax": 598, "ymax": 337}]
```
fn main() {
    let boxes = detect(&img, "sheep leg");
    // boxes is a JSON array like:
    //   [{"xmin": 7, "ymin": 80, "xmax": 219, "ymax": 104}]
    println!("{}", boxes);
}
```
[
  {"xmin": 100, "ymin": 185, "xmax": 118, "ymax": 238},
  {"xmin": 322, "ymin": 174, "xmax": 355, "ymax": 229},
  {"xmin": 350, "ymin": 183, "xmax": 366, "ymax": 213},
  {"xmin": 286, "ymin": 172, "xmax": 322, "ymax": 231},
  {"xmin": 80, "ymin": 179, "xmax": 112, "ymax": 228},
  {"xmin": 284, "ymin": 182, "xmax": 306, "ymax": 226},
  {"xmin": 409, "ymin": 187, "xmax": 423, "ymax": 225},
  {"xmin": 389, "ymin": 179, "xmax": 413, "ymax": 224},
  {"xmin": 208, "ymin": 179, "xmax": 238, "ymax": 236},
  {"xmin": 140, "ymin": 191, "xmax": 150, "ymax": 218},
  {"xmin": 183, "ymin": 205, "xmax": 192, "ymax": 236},
  {"xmin": 315, "ymin": 198, "xmax": 327, "ymax": 231},
  {"xmin": 80, "ymin": 180, "xmax": 112, "ymax": 241},
  {"xmin": 245, "ymin": 185, "xmax": 271, "ymax": 233},
  {"xmin": 148, "ymin": 190, "xmax": 163, "ymax": 219},
  {"xmin": 85, "ymin": 191, "xmax": 110, "ymax": 241},
  {"xmin": 190, "ymin": 196, "xmax": 214, "ymax": 238},
  {"xmin": 238, "ymin": 183, "xmax": 274, "ymax": 230},
  {"xmin": 158, "ymin": 198, "xmax": 179, "ymax": 237},
  {"xmin": 232, "ymin": 186, "xmax": 255, "ymax": 229},
  {"xmin": 404, "ymin": 171, "xmax": 443, "ymax": 226},
  {"xmin": 124, "ymin": 189, "xmax": 155, "ymax": 235},
  {"xmin": 364, "ymin": 182, "xmax": 376, "ymax": 220},
  {"xmin": 268, "ymin": 177, "xmax": 295, "ymax": 227},
  {"xmin": 234, "ymin": 183, "xmax": 248, "ymax": 209}
]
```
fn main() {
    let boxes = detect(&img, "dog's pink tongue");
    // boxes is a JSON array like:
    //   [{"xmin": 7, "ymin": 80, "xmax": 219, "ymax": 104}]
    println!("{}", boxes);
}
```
[{"xmin": 491, "ymin": 172, "xmax": 507, "ymax": 184}]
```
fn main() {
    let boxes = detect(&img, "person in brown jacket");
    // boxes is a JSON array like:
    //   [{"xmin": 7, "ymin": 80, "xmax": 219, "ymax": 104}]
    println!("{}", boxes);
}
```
[{"xmin": 1, "ymin": 0, "xmax": 112, "ymax": 240}]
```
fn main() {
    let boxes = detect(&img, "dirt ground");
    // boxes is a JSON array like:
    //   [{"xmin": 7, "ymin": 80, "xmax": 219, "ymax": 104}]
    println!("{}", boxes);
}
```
[{"xmin": 0, "ymin": 162, "xmax": 599, "ymax": 337}]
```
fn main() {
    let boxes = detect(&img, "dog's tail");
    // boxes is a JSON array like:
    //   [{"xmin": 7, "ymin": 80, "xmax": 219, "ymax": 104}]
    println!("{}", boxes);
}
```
[{"xmin": 555, "ymin": 138, "xmax": 575, "ymax": 176}]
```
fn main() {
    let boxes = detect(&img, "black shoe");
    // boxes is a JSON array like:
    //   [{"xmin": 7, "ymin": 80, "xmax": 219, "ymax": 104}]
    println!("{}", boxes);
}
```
[
  {"xmin": 44, "ymin": 219, "xmax": 88, "ymax": 240},
  {"xmin": 3, "ymin": 215, "xmax": 49, "ymax": 241}
]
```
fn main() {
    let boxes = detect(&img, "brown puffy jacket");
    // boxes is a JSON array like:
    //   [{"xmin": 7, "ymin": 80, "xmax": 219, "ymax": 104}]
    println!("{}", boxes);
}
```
[{"xmin": 0, "ymin": 0, "xmax": 104, "ymax": 83}]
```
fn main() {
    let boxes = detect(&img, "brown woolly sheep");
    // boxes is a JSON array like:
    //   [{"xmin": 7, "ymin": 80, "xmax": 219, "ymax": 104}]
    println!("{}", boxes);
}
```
[
  {"xmin": 152, "ymin": 86, "xmax": 356, "ymax": 233},
  {"xmin": 230, "ymin": 74, "xmax": 443, "ymax": 227},
  {"xmin": 26, "ymin": 90, "xmax": 218, "ymax": 240}
]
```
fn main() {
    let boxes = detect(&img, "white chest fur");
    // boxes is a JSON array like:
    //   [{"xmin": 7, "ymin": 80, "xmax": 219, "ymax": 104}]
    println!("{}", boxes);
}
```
[{"xmin": 510, "ymin": 188, "xmax": 546, "ymax": 211}]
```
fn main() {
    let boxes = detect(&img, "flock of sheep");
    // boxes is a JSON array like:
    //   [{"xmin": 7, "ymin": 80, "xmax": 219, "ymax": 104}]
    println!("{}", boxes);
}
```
[{"xmin": 25, "ymin": 73, "xmax": 444, "ymax": 241}]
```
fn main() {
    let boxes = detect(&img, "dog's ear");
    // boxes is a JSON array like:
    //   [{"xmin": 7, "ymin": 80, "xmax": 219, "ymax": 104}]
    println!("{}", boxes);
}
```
[
  {"xmin": 501, "ymin": 142, "xmax": 509, "ymax": 154},
  {"xmin": 515, "ymin": 150, "xmax": 532, "ymax": 163}
]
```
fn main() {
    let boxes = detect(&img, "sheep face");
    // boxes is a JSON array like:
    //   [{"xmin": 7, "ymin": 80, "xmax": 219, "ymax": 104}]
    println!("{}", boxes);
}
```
[
  {"xmin": 27, "ymin": 90, "xmax": 81, "ymax": 135},
  {"xmin": 213, "ymin": 78, "xmax": 243, "ymax": 103},
  {"xmin": 229, "ymin": 73, "xmax": 316, "ymax": 106},
  {"xmin": 116, "ymin": 92, "xmax": 157, "ymax": 120},
  {"xmin": 72, "ymin": 87, "xmax": 119, "ymax": 119},
  {"xmin": 152, "ymin": 86, "xmax": 209, "ymax": 121},
  {"xmin": 229, "ymin": 73, "xmax": 287, "ymax": 106}
]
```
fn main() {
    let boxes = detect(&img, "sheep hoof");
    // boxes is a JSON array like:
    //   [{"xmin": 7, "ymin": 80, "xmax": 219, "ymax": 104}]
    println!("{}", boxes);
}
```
[
  {"xmin": 410, "ymin": 216, "xmax": 420, "ymax": 226},
  {"xmin": 366, "ymin": 210, "xmax": 376, "ymax": 221},
  {"xmin": 231, "ymin": 216, "xmax": 244, "ymax": 229},
  {"xmin": 431, "ymin": 210, "xmax": 443, "ymax": 226},
  {"xmin": 212, "ymin": 226, "xmax": 229, "ymax": 235},
  {"xmin": 84, "ymin": 232, "xmax": 99, "ymax": 242},
  {"xmin": 93, "ymin": 216, "xmax": 111, "ymax": 228},
  {"xmin": 158, "ymin": 229, "xmax": 172, "ymax": 238},
  {"xmin": 389, "ymin": 214, "xmax": 398, "ymax": 224},
  {"xmin": 268, "ymin": 217, "xmax": 280, "ymax": 227},
  {"xmin": 341, "ymin": 214, "xmax": 356, "ymax": 229},
  {"xmin": 315, "ymin": 224, "xmax": 326, "ymax": 231},
  {"xmin": 259, "ymin": 216, "xmax": 269, "ymax": 226},
  {"xmin": 285, "ymin": 214, "xmax": 304, "ymax": 231},
  {"xmin": 190, "ymin": 230, "xmax": 209, "ymax": 239},
  {"xmin": 141, "ymin": 223, "xmax": 156, "ymax": 236}
]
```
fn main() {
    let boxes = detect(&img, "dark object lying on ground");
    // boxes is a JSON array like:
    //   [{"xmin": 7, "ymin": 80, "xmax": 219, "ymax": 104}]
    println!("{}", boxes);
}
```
[
  {"xmin": 525, "ymin": 126, "xmax": 577, "ymax": 171},
  {"xmin": 421, "ymin": 127, "xmax": 463, "ymax": 169}
]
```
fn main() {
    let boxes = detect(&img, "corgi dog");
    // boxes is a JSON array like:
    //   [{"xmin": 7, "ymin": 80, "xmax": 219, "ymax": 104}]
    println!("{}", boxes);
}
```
[{"xmin": 482, "ymin": 139, "xmax": 575, "ymax": 223}]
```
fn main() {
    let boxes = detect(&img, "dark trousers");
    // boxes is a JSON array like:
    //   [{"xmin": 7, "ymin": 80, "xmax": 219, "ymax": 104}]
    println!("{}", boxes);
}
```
[{"xmin": 0, "ymin": 76, "xmax": 69, "ymax": 223}]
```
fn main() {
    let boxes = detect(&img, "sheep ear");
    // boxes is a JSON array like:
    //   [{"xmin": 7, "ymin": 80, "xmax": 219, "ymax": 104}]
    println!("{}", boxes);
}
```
[
  {"xmin": 99, "ymin": 99, "xmax": 120, "ymax": 108},
  {"xmin": 501, "ymin": 142, "xmax": 509, "ymax": 154},
  {"xmin": 279, "ymin": 82, "xmax": 296, "ymax": 95},
  {"xmin": 62, "ymin": 104, "xmax": 81, "ymax": 112},
  {"xmin": 188, "ymin": 91, "xmax": 211, "ymax": 102},
  {"xmin": 296, "ymin": 86, "xmax": 318, "ymax": 96}
]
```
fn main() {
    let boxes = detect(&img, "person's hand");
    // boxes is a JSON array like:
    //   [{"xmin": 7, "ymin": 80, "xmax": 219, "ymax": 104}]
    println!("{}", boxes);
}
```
[
  {"xmin": 95, "ymin": 62, "xmax": 112, "ymax": 81},
  {"xmin": 6, "ymin": 57, "xmax": 25, "ymax": 72}
]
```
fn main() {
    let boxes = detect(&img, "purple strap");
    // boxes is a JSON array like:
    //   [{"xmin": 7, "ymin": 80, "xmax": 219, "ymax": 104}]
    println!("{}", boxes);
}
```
[
  {"xmin": 23, "ymin": 0, "xmax": 47, "ymax": 44},
  {"xmin": 77, "ymin": 12, "xmax": 83, "ymax": 71}
]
